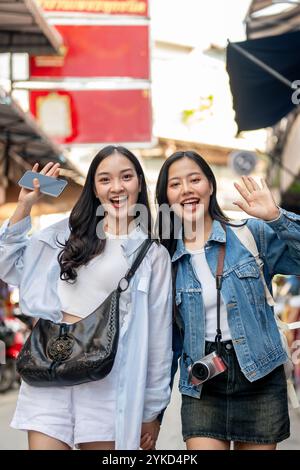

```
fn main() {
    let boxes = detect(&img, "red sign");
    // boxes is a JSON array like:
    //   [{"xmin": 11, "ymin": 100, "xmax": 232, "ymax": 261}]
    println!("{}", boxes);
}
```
[
  {"xmin": 30, "ymin": 25, "xmax": 149, "ymax": 79},
  {"xmin": 29, "ymin": 89, "xmax": 152, "ymax": 144},
  {"xmin": 36, "ymin": 0, "xmax": 148, "ymax": 15}
]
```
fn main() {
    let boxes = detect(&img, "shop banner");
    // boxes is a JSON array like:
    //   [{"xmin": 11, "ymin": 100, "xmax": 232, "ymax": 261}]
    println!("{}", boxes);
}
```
[
  {"xmin": 29, "ymin": 89, "xmax": 152, "ymax": 144},
  {"xmin": 30, "ymin": 25, "xmax": 149, "ymax": 79},
  {"xmin": 36, "ymin": 0, "xmax": 148, "ymax": 16}
]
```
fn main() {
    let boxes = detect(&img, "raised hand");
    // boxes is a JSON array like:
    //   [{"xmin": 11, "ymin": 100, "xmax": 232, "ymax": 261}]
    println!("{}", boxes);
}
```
[
  {"xmin": 18, "ymin": 162, "xmax": 61, "ymax": 208},
  {"xmin": 233, "ymin": 176, "xmax": 280, "ymax": 221},
  {"xmin": 9, "ymin": 162, "xmax": 61, "ymax": 226}
]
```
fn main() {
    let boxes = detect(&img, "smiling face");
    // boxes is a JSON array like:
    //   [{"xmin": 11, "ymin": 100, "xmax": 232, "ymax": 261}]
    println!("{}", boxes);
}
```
[
  {"xmin": 166, "ymin": 157, "xmax": 213, "ymax": 224},
  {"xmin": 94, "ymin": 152, "xmax": 140, "ymax": 228}
]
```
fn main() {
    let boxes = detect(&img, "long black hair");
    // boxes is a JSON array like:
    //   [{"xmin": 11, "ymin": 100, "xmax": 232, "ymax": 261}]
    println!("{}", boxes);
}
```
[
  {"xmin": 58, "ymin": 145, "xmax": 152, "ymax": 281},
  {"xmin": 155, "ymin": 150, "xmax": 229, "ymax": 256}
]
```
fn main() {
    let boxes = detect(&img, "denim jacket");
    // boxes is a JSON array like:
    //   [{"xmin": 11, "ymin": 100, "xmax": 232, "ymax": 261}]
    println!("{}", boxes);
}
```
[
  {"xmin": 172, "ymin": 208, "xmax": 300, "ymax": 399},
  {"xmin": 0, "ymin": 216, "xmax": 172, "ymax": 448}
]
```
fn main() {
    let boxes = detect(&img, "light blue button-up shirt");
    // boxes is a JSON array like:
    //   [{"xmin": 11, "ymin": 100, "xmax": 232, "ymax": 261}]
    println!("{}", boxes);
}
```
[{"xmin": 0, "ymin": 216, "xmax": 173, "ymax": 449}]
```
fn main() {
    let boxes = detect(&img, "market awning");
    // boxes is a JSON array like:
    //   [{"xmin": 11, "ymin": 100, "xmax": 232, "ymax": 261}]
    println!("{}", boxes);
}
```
[
  {"xmin": 245, "ymin": 0, "xmax": 300, "ymax": 39},
  {"xmin": 226, "ymin": 30, "xmax": 300, "ymax": 132},
  {"xmin": 0, "ymin": 0, "xmax": 63, "ymax": 54},
  {"xmin": 0, "ymin": 87, "xmax": 84, "ymax": 219},
  {"xmin": 0, "ymin": 87, "xmax": 71, "ymax": 167}
]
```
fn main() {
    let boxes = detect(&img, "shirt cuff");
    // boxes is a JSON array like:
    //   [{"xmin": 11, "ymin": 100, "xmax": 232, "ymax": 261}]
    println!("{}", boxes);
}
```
[
  {"xmin": 264, "ymin": 206, "xmax": 281, "ymax": 223},
  {"xmin": 265, "ymin": 207, "xmax": 300, "ymax": 231},
  {"xmin": 142, "ymin": 412, "xmax": 159, "ymax": 423},
  {"xmin": 0, "ymin": 216, "xmax": 32, "ymax": 241}
]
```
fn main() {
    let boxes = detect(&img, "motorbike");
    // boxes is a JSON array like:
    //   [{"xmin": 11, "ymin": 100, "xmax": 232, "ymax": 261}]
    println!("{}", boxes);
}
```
[{"xmin": 0, "ymin": 318, "xmax": 26, "ymax": 393}]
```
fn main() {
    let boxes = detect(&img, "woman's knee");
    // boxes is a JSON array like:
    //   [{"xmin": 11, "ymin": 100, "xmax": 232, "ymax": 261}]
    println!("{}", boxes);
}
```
[
  {"xmin": 28, "ymin": 431, "xmax": 71, "ymax": 450},
  {"xmin": 186, "ymin": 436, "xmax": 230, "ymax": 450},
  {"xmin": 78, "ymin": 441, "xmax": 115, "ymax": 450}
]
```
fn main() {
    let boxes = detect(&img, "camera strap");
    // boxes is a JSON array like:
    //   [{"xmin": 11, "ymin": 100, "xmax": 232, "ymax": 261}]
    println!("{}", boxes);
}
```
[{"xmin": 215, "ymin": 241, "xmax": 226, "ymax": 356}]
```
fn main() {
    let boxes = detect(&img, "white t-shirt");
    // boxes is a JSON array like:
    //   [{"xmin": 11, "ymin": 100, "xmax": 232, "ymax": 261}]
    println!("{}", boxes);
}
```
[
  {"xmin": 188, "ymin": 248, "xmax": 231, "ymax": 341},
  {"xmin": 55, "ymin": 232, "xmax": 131, "ymax": 441},
  {"xmin": 57, "ymin": 232, "xmax": 130, "ymax": 320}
]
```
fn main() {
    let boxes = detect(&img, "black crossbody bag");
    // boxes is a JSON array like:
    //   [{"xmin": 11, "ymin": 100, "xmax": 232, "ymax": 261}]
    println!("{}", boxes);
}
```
[{"xmin": 16, "ymin": 239, "xmax": 153, "ymax": 387}]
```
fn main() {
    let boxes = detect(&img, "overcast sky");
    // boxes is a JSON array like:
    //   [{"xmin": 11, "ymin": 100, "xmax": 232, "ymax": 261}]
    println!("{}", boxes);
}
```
[{"xmin": 151, "ymin": 0, "xmax": 253, "ymax": 48}]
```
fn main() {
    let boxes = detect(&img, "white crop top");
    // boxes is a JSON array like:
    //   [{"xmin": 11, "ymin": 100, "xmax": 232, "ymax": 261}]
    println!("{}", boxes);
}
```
[
  {"xmin": 57, "ymin": 232, "xmax": 130, "ymax": 319},
  {"xmin": 189, "ymin": 248, "xmax": 231, "ymax": 341}
]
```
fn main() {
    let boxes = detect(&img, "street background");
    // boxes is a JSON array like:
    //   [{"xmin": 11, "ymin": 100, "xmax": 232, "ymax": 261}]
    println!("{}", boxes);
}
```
[
  {"xmin": 1, "ymin": 0, "xmax": 300, "ymax": 451},
  {"xmin": 1, "ymin": 376, "xmax": 300, "ymax": 450}
]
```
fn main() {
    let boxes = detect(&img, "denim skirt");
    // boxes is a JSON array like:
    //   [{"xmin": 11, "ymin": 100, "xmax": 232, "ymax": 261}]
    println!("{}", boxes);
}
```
[{"xmin": 181, "ymin": 340, "xmax": 290, "ymax": 444}]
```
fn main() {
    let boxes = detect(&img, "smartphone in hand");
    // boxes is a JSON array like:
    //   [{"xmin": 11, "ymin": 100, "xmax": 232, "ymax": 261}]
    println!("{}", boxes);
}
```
[{"xmin": 18, "ymin": 170, "xmax": 68, "ymax": 198}]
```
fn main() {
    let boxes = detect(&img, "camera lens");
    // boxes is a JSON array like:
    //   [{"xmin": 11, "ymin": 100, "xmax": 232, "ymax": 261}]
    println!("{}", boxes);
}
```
[{"xmin": 192, "ymin": 362, "xmax": 209, "ymax": 381}]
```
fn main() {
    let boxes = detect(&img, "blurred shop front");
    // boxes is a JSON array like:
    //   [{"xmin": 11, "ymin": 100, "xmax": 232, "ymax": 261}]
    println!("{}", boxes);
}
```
[
  {"xmin": 0, "ymin": 3, "xmax": 85, "ymax": 392},
  {"xmin": 0, "ymin": 87, "xmax": 84, "ymax": 222},
  {"xmin": 0, "ymin": 0, "xmax": 84, "ymax": 223},
  {"xmin": 22, "ymin": 0, "xmax": 152, "ymax": 148}
]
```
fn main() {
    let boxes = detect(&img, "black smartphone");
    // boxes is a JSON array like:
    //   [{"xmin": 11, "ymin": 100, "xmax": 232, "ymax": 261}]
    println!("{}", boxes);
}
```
[{"xmin": 18, "ymin": 170, "xmax": 68, "ymax": 198}]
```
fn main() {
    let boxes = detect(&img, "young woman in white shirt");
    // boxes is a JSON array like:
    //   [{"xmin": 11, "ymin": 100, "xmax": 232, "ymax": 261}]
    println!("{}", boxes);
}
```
[{"xmin": 0, "ymin": 145, "xmax": 172, "ymax": 450}]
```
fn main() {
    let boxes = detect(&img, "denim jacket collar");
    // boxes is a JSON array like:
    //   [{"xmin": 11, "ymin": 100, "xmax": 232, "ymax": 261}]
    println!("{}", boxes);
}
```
[
  {"xmin": 208, "ymin": 219, "xmax": 227, "ymax": 244},
  {"xmin": 37, "ymin": 217, "xmax": 148, "ymax": 257},
  {"xmin": 171, "ymin": 219, "xmax": 227, "ymax": 263}
]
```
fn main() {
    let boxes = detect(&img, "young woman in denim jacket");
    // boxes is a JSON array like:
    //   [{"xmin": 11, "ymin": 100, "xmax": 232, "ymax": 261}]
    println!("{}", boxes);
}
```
[
  {"xmin": 0, "ymin": 146, "xmax": 172, "ymax": 450},
  {"xmin": 156, "ymin": 150, "xmax": 300, "ymax": 450}
]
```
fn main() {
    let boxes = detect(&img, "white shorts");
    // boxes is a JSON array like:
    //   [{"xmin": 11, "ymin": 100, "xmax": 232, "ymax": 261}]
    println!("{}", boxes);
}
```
[{"xmin": 11, "ymin": 369, "xmax": 118, "ymax": 448}]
